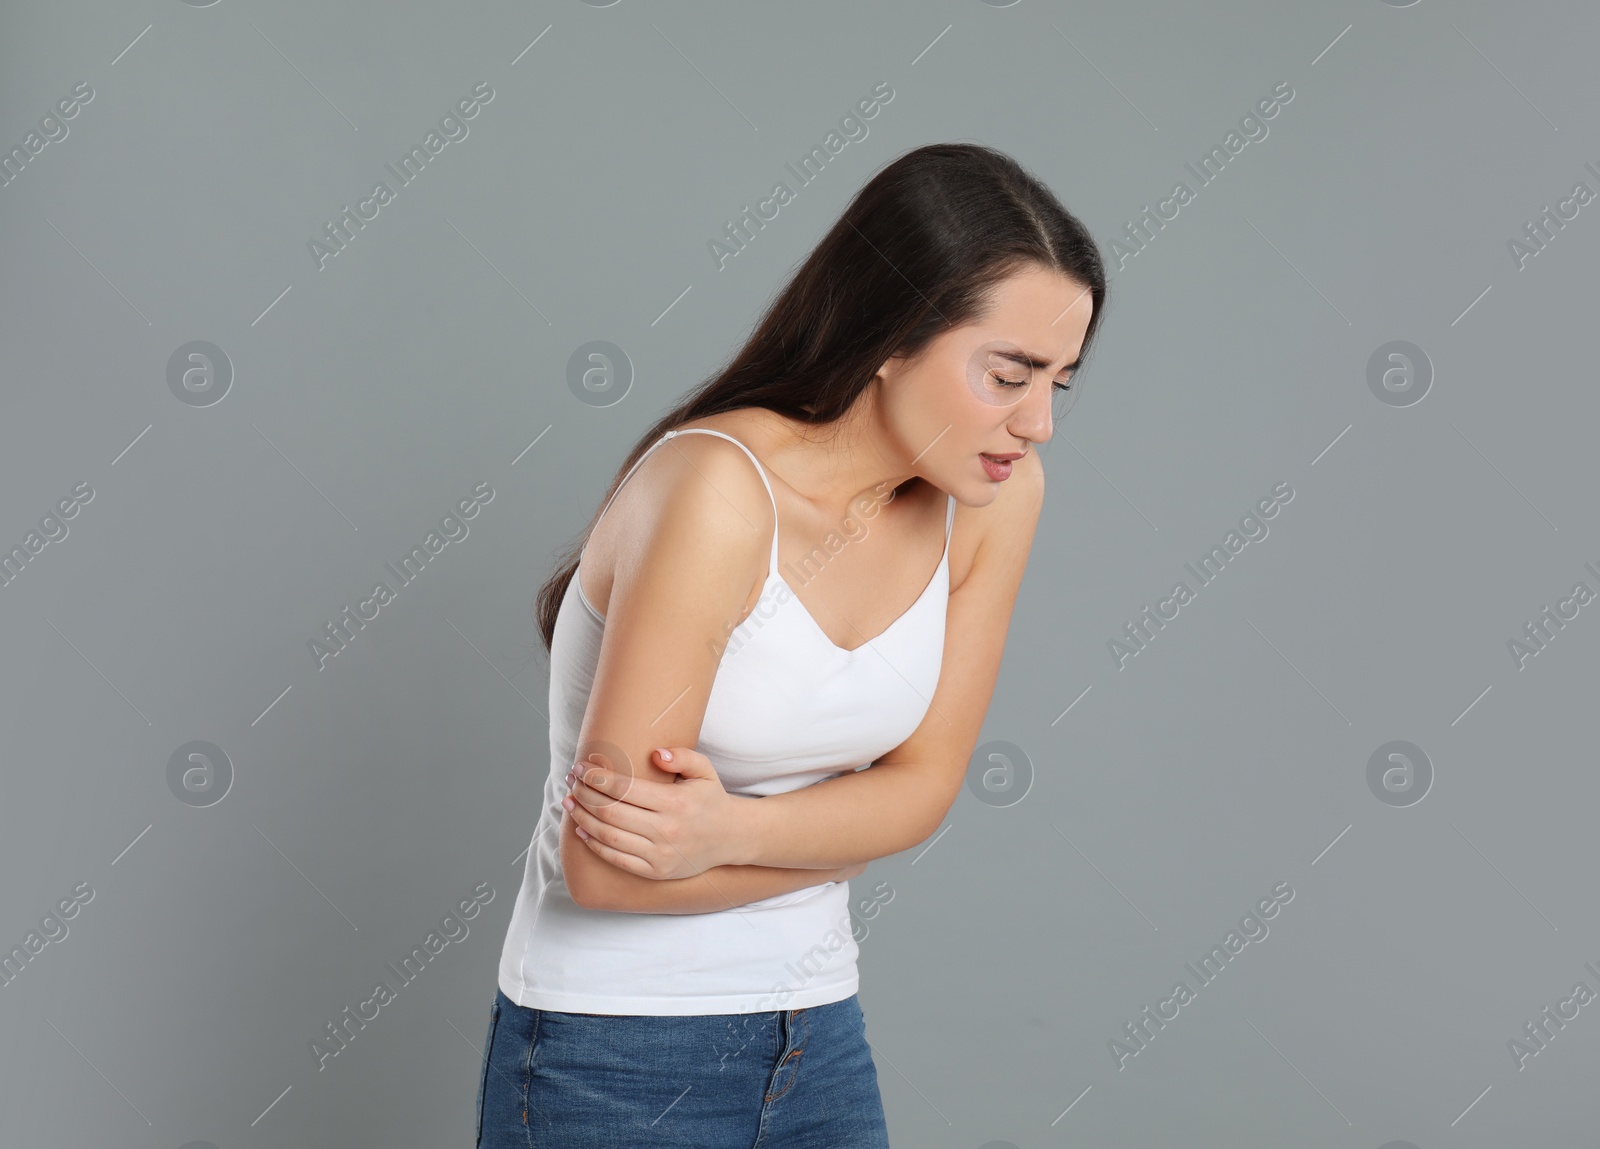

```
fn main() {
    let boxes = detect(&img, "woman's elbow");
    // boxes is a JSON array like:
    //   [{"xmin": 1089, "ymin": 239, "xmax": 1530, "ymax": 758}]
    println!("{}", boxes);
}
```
[
  {"xmin": 560, "ymin": 821, "xmax": 617, "ymax": 911},
  {"xmin": 564, "ymin": 868, "xmax": 602, "ymax": 911}
]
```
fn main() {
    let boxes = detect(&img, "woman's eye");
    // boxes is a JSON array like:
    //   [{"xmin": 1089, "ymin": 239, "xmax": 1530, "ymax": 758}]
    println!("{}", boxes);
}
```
[{"xmin": 990, "ymin": 371, "xmax": 1072, "ymax": 391}]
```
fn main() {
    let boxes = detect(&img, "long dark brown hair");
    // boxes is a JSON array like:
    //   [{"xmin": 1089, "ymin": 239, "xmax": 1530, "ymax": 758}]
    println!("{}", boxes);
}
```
[{"xmin": 534, "ymin": 142, "xmax": 1109, "ymax": 651}]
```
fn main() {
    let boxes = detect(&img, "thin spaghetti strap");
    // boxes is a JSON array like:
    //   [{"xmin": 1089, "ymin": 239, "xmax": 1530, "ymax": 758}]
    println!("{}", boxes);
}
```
[
  {"xmin": 580, "ymin": 430, "xmax": 678, "ymax": 559},
  {"xmin": 580, "ymin": 427, "xmax": 782, "ymax": 579},
  {"xmin": 940, "ymin": 492, "xmax": 956, "ymax": 562}
]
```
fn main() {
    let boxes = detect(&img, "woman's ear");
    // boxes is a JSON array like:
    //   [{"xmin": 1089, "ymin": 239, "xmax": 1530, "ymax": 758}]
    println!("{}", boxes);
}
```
[{"xmin": 874, "ymin": 349, "xmax": 914, "ymax": 386}]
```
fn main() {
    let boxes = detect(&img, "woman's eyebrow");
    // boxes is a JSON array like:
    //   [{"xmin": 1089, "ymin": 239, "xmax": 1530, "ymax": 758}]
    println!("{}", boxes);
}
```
[{"xmin": 992, "ymin": 347, "xmax": 1080, "ymax": 373}]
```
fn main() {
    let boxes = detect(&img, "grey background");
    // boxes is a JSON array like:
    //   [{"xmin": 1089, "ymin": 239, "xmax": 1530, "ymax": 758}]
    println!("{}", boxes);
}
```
[{"xmin": 2, "ymin": 0, "xmax": 1596, "ymax": 1146}]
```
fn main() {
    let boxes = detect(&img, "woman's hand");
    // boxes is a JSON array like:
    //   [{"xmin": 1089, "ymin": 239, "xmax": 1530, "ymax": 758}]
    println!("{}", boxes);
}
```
[{"xmin": 562, "ymin": 746, "xmax": 751, "ymax": 880}]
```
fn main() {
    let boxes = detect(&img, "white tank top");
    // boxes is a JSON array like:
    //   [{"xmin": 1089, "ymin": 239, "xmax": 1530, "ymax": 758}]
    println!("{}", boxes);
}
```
[{"xmin": 496, "ymin": 426, "xmax": 955, "ymax": 1014}]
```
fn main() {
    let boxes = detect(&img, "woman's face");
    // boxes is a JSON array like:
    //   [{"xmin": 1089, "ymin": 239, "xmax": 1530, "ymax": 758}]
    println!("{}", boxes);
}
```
[{"xmin": 881, "ymin": 263, "xmax": 1093, "ymax": 503}]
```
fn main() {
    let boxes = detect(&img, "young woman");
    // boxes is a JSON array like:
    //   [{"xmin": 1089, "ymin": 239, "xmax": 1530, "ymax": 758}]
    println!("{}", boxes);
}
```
[{"xmin": 478, "ymin": 142, "xmax": 1107, "ymax": 1147}]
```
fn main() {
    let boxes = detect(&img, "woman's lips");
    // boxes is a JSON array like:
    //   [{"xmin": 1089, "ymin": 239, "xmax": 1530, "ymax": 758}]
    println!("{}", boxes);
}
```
[{"xmin": 979, "ymin": 453, "xmax": 1014, "ymax": 481}]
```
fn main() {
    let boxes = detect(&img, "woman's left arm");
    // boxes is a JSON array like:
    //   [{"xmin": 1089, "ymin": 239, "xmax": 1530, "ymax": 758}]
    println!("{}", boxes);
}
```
[{"xmin": 566, "ymin": 456, "xmax": 1044, "ymax": 875}]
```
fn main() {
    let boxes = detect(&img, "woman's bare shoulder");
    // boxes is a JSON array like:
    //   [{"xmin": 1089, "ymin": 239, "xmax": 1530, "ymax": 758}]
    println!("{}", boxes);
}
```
[{"xmin": 581, "ymin": 422, "xmax": 776, "ymax": 617}]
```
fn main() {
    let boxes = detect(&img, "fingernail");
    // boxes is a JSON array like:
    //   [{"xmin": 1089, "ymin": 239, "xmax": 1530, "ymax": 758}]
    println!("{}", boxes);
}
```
[
  {"xmin": 659, "ymin": 748, "xmax": 673, "ymax": 762},
  {"xmin": 576, "ymin": 826, "xmax": 589, "ymax": 840},
  {"xmin": 562, "ymin": 796, "xmax": 575, "ymax": 811}
]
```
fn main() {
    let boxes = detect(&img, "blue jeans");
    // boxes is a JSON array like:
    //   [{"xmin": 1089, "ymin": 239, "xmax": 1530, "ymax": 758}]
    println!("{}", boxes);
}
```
[{"xmin": 476, "ymin": 986, "xmax": 891, "ymax": 1147}]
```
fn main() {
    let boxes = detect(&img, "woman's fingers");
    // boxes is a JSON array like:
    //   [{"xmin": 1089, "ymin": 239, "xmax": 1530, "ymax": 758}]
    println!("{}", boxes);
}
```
[
  {"xmin": 567, "ymin": 779, "xmax": 665, "ymax": 839},
  {"xmin": 566, "ymin": 762, "xmax": 675, "ymax": 812},
  {"xmin": 566, "ymin": 796, "xmax": 659, "ymax": 868},
  {"xmin": 574, "ymin": 826, "xmax": 653, "ymax": 877}
]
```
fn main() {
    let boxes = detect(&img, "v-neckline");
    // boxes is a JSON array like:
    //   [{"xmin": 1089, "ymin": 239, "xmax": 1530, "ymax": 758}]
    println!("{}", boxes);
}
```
[
  {"xmin": 576, "ymin": 424, "xmax": 956, "ymax": 655},
  {"xmin": 770, "ymin": 544, "xmax": 950, "ymax": 656}
]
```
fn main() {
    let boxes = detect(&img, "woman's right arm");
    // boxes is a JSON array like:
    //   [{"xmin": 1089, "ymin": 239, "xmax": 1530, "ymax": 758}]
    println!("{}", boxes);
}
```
[{"xmin": 559, "ymin": 434, "xmax": 839, "ymax": 915}]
